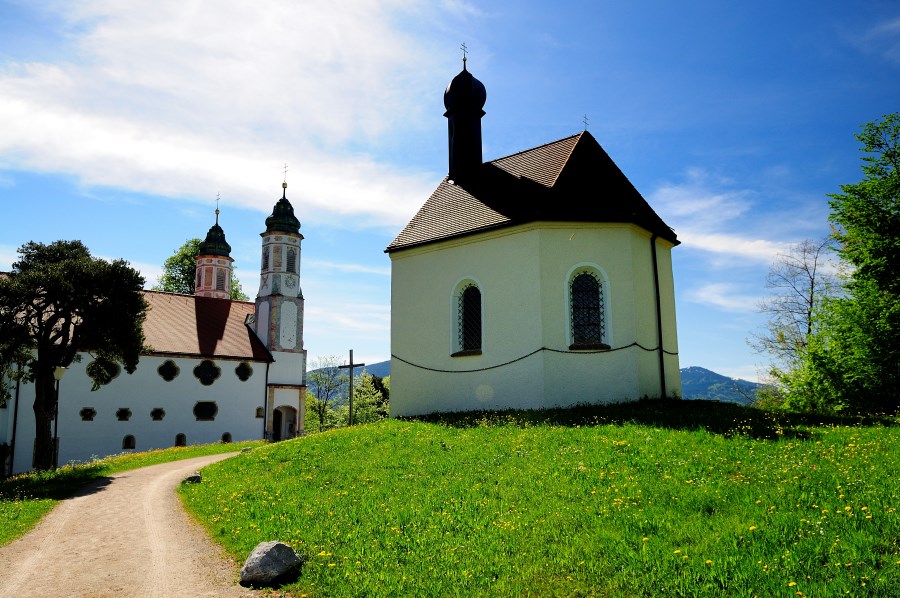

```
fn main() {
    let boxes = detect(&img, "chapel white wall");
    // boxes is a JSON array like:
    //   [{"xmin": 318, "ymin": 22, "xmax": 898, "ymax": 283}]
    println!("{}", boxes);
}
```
[{"xmin": 390, "ymin": 222, "xmax": 681, "ymax": 416}]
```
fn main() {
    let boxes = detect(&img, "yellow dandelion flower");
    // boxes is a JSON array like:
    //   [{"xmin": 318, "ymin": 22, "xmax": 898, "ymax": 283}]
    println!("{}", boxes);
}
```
[
  {"xmin": 642, "ymin": 537, "xmax": 650, "ymax": 542},
  {"xmin": 788, "ymin": 581, "xmax": 797, "ymax": 587},
  {"xmin": 674, "ymin": 549, "xmax": 681, "ymax": 554},
  {"xmin": 705, "ymin": 560, "xmax": 713, "ymax": 565},
  {"xmin": 749, "ymin": 526, "xmax": 757, "ymax": 531}
]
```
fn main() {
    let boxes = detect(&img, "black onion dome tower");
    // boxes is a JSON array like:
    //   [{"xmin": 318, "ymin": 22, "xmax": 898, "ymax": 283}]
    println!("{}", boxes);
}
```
[
  {"xmin": 444, "ymin": 56, "xmax": 487, "ymax": 182},
  {"xmin": 195, "ymin": 206, "xmax": 234, "ymax": 299},
  {"xmin": 253, "ymin": 181, "xmax": 305, "ymax": 353}
]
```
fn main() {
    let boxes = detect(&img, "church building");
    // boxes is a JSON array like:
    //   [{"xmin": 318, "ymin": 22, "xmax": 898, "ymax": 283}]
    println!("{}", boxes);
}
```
[
  {"xmin": 1, "ymin": 183, "xmax": 307, "ymax": 476},
  {"xmin": 387, "ymin": 60, "xmax": 681, "ymax": 416}
]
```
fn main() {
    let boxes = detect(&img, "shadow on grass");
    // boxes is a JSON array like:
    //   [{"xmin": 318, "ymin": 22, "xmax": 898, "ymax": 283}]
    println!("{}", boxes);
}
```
[
  {"xmin": 408, "ymin": 399, "xmax": 898, "ymax": 440},
  {"xmin": 0, "ymin": 464, "xmax": 110, "ymax": 502}
]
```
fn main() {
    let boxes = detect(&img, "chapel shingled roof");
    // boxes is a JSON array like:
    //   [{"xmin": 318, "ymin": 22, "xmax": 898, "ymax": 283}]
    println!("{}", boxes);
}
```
[
  {"xmin": 141, "ymin": 291, "xmax": 272, "ymax": 361},
  {"xmin": 386, "ymin": 130, "xmax": 678, "ymax": 252}
]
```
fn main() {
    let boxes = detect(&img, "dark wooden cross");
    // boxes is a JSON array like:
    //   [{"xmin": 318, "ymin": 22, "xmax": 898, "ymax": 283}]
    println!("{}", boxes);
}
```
[{"xmin": 339, "ymin": 349, "xmax": 365, "ymax": 426}]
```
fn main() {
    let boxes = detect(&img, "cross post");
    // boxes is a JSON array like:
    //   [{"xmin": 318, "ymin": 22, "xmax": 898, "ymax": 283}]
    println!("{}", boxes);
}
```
[{"xmin": 339, "ymin": 349, "xmax": 365, "ymax": 426}]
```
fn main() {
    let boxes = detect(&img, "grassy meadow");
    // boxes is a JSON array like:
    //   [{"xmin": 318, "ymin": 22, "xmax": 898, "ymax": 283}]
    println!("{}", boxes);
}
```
[
  {"xmin": 0, "ymin": 440, "xmax": 262, "ymax": 546},
  {"xmin": 180, "ymin": 400, "xmax": 900, "ymax": 597}
]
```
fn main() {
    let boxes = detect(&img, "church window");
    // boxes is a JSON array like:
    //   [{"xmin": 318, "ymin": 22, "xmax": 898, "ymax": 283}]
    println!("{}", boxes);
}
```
[
  {"xmin": 193, "ymin": 401, "xmax": 218, "ymax": 421},
  {"xmin": 193, "ymin": 360, "xmax": 221, "ymax": 386},
  {"xmin": 287, "ymin": 248, "xmax": 296, "ymax": 273},
  {"xmin": 215, "ymin": 269, "xmax": 226, "ymax": 291},
  {"xmin": 116, "ymin": 408, "xmax": 132, "ymax": 421},
  {"xmin": 262, "ymin": 247, "xmax": 270, "ymax": 270},
  {"xmin": 79, "ymin": 407, "xmax": 96, "ymax": 421},
  {"xmin": 122, "ymin": 435, "xmax": 136, "ymax": 450},
  {"xmin": 273, "ymin": 246, "xmax": 283, "ymax": 269},
  {"xmin": 158, "ymin": 360, "xmax": 179, "ymax": 381},
  {"xmin": 87, "ymin": 359, "xmax": 120, "ymax": 386},
  {"xmin": 150, "ymin": 408, "xmax": 165, "ymax": 421},
  {"xmin": 454, "ymin": 283, "xmax": 482, "ymax": 355},
  {"xmin": 175, "ymin": 433, "xmax": 187, "ymax": 447},
  {"xmin": 569, "ymin": 269, "xmax": 609, "ymax": 350},
  {"xmin": 235, "ymin": 362, "xmax": 253, "ymax": 381},
  {"xmin": 221, "ymin": 432, "xmax": 232, "ymax": 443},
  {"xmin": 255, "ymin": 406, "xmax": 265, "ymax": 418}
]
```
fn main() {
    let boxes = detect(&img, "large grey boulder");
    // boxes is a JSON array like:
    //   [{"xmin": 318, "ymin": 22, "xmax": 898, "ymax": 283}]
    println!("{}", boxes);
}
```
[{"xmin": 239, "ymin": 541, "xmax": 304, "ymax": 587}]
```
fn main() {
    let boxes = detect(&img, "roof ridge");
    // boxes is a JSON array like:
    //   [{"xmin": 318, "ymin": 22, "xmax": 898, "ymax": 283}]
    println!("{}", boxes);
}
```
[
  {"xmin": 548, "ymin": 130, "xmax": 586, "ymax": 187},
  {"xmin": 488, "ymin": 131, "xmax": 582, "ymax": 164}
]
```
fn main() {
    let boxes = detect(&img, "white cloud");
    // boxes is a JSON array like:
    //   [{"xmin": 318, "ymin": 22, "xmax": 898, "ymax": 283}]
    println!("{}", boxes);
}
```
[
  {"xmin": 652, "ymin": 169, "xmax": 793, "ymax": 263},
  {"xmin": 305, "ymin": 259, "xmax": 391, "ymax": 276},
  {"xmin": 685, "ymin": 282, "xmax": 760, "ymax": 313},
  {"xmin": 0, "ymin": 0, "xmax": 448, "ymax": 227}
]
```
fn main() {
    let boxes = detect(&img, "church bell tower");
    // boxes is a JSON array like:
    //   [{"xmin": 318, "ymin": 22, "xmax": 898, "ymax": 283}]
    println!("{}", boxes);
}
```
[
  {"xmin": 194, "ymin": 206, "xmax": 233, "ymax": 300},
  {"xmin": 254, "ymin": 182, "xmax": 305, "ymax": 354}
]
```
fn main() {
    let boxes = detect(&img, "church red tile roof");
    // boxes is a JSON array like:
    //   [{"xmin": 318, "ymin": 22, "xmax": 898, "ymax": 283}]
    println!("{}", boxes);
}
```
[
  {"xmin": 141, "ymin": 291, "xmax": 272, "ymax": 361},
  {"xmin": 386, "ymin": 131, "xmax": 678, "ymax": 252}
]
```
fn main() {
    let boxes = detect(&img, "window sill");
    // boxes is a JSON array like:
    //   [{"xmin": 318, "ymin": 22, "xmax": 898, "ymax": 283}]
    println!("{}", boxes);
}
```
[
  {"xmin": 568, "ymin": 343, "xmax": 611, "ymax": 351},
  {"xmin": 451, "ymin": 349, "xmax": 483, "ymax": 357}
]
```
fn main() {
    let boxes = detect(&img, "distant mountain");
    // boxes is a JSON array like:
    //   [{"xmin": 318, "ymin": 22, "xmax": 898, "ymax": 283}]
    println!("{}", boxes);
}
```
[{"xmin": 679, "ymin": 366, "xmax": 761, "ymax": 405}]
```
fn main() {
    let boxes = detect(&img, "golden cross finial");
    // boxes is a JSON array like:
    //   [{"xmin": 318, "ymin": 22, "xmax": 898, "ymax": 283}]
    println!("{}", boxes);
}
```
[
  {"xmin": 215, "ymin": 192, "xmax": 220, "ymax": 224},
  {"xmin": 460, "ymin": 42, "xmax": 468, "ymax": 67},
  {"xmin": 283, "ymin": 163, "xmax": 289, "ymax": 183},
  {"xmin": 583, "ymin": 114, "xmax": 589, "ymax": 131}
]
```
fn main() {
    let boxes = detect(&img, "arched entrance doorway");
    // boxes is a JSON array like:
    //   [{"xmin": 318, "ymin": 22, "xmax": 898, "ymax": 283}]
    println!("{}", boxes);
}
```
[{"xmin": 272, "ymin": 405, "xmax": 297, "ymax": 441}]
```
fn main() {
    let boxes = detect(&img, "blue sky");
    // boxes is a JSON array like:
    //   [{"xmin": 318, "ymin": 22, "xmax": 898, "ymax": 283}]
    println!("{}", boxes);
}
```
[{"xmin": 1, "ymin": 1, "xmax": 898, "ymax": 379}]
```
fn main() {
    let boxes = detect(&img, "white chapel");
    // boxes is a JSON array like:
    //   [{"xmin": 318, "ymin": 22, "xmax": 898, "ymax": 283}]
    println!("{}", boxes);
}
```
[
  {"xmin": 387, "ymin": 61, "xmax": 681, "ymax": 416},
  {"xmin": 0, "ymin": 184, "xmax": 307, "ymax": 475}
]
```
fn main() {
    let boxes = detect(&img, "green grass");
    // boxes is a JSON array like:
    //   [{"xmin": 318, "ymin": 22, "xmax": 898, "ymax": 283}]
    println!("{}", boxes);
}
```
[
  {"xmin": 180, "ymin": 401, "xmax": 900, "ymax": 597},
  {"xmin": 0, "ymin": 440, "xmax": 263, "ymax": 546}
]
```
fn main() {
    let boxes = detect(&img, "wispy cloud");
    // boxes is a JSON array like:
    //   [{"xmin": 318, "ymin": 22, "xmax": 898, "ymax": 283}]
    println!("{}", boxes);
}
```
[
  {"xmin": 685, "ymin": 282, "xmax": 760, "ymax": 313},
  {"xmin": 0, "ymin": 1, "xmax": 451, "ymax": 227},
  {"xmin": 305, "ymin": 259, "xmax": 391, "ymax": 276},
  {"xmin": 652, "ymin": 168, "xmax": 792, "ymax": 263}
]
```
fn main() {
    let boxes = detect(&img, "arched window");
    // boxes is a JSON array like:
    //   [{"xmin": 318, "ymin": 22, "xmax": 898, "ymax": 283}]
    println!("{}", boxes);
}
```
[
  {"xmin": 454, "ymin": 283, "xmax": 482, "ymax": 355},
  {"xmin": 569, "ymin": 270, "xmax": 609, "ymax": 349},
  {"xmin": 286, "ymin": 248, "xmax": 296, "ymax": 273},
  {"xmin": 175, "ymin": 433, "xmax": 187, "ymax": 447},
  {"xmin": 123, "ymin": 435, "xmax": 136, "ymax": 450},
  {"xmin": 262, "ymin": 247, "xmax": 270, "ymax": 271},
  {"xmin": 215, "ymin": 269, "xmax": 225, "ymax": 291}
]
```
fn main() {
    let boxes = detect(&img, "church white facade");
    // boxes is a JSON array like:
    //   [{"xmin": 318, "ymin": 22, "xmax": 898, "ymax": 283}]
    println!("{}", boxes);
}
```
[
  {"xmin": 1, "ymin": 184, "xmax": 307, "ymax": 476},
  {"xmin": 387, "ymin": 61, "xmax": 681, "ymax": 415}
]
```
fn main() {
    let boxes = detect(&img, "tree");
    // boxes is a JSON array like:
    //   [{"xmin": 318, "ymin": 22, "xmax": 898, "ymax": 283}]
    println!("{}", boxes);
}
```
[
  {"xmin": 0, "ymin": 241, "xmax": 147, "ymax": 469},
  {"xmin": 349, "ymin": 374, "xmax": 390, "ymax": 425},
  {"xmin": 750, "ymin": 238, "xmax": 838, "ymax": 372},
  {"xmin": 306, "ymin": 355, "xmax": 348, "ymax": 430},
  {"xmin": 783, "ymin": 114, "xmax": 900, "ymax": 413},
  {"xmin": 153, "ymin": 238, "xmax": 249, "ymax": 301}
]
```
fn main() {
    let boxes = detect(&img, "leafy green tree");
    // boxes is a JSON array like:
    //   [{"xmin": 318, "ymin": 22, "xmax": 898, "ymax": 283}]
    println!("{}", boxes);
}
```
[
  {"xmin": 350, "ymin": 374, "xmax": 390, "ymax": 425},
  {"xmin": 153, "ymin": 238, "xmax": 249, "ymax": 301},
  {"xmin": 785, "ymin": 114, "xmax": 900, "ymax": 413},
  {"xmin": 0, "ymin": 241, "xmax": 147, "ymax": 469}
]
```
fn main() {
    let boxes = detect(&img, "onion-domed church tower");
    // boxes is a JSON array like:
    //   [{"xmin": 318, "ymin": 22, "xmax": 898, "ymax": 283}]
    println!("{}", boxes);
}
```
[
  {"xmin": 194, "ymin": 207, "xmax": 233, "ymax": 299},
  {"xmin": 252, "ymin": 181, "xmax": 307, "ymax": 440},
  {"xmin": 444, "ymin": 55, "xmax": 486, "ymax": 182}
]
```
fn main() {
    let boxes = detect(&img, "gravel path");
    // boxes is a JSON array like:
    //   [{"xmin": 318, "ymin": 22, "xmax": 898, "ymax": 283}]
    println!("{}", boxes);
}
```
[{"xmin": 0, "ymin": 454, "xmax": 261, "ymax": 598}]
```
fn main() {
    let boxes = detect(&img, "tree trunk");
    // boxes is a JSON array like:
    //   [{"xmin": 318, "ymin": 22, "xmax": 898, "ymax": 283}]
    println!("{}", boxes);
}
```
[{"xmin": 32, "ymin": 368, "xmax": 56, "ymax": 471}]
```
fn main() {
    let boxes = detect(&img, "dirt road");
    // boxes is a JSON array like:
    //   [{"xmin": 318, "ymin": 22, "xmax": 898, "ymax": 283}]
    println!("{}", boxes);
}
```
[{"xmin": 0, "ymin": 454, "xmax": 261, "ymax": 598}]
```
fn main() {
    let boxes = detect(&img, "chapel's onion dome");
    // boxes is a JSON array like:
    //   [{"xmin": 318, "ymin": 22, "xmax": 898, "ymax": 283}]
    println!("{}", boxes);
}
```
[
  {"xmin": 198, "ymin": 221, "xmax": 232, "ymax": 257},
  {"xmin": 443, "ymin": 62, "xmax": 486, "ymax": 114},
  {"xmin": 265, "ymin": 182, "xmax": 301, "ymax": 234}
]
